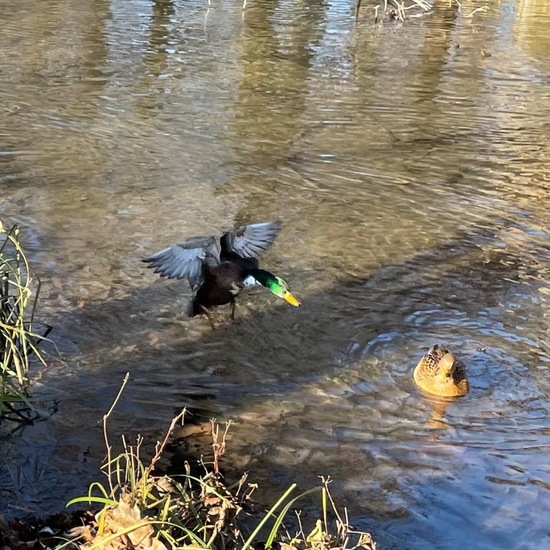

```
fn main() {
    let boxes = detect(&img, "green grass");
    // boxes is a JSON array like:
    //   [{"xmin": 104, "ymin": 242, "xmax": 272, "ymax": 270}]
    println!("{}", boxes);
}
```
[
  {"xmin": 0, "ymin": 221, "xmax": 48, "ymax": 419},
  {"xmin": 61, "ymin": 375, "xmax": 376, "ymax": 550}
]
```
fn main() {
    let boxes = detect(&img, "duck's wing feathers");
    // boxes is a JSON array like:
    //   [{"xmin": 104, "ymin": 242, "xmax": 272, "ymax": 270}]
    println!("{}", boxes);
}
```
[
  {"xmin": 221, "ymin": 221, "xmax": 282, "ymax": 259},
  {"xmin": 143, "ymin": 235, "xmax": 220, "ymax": 291}
]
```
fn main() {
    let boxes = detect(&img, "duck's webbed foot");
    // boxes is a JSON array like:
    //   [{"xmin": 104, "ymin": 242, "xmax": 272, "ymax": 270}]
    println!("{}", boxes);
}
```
[{"xmin": 230, "ymin": 299, "xmax": 237, "ymax": 321}]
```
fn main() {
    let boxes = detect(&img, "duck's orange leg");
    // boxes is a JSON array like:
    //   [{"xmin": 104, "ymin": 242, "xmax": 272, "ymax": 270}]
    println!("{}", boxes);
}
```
[{"xmin": 200, "ymin": 305, "xmax": 216, "ymax": 331}]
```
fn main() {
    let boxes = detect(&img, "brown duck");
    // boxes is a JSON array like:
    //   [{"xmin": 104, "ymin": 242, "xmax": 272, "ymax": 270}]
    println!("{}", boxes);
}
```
[{"xmin": 413, "ymin": 345, "xmax": 469, "ymax": 398}]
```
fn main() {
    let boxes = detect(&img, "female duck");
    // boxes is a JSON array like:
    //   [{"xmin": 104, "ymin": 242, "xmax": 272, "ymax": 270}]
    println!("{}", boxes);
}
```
[
  {"xmin": 143, "ymin": 221, "xmax": 300, "ymax": 327},
  {"xmin": 413, "ymin": 345, "xmax": 469, "ymax": 398}
]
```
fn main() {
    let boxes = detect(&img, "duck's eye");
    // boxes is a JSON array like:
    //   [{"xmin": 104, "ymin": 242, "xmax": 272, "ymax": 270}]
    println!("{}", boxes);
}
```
[{"xmin": 445, "ymin": 372, "xmax": 452, "ymax": 378}]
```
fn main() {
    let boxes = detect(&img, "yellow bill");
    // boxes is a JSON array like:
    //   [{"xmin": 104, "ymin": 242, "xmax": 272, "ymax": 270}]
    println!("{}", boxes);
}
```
[{"xmin": 283, "ymin": 290, "xmax": 301, "ymax": 307}]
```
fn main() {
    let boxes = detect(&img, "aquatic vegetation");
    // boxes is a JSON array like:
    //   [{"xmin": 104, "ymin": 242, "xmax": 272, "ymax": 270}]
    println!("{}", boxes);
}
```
[
  {"xmin": 0, "ymin": 222, "xmax": 48, "ymax": 419},
  {"xmin": 58, "ymin": 375, "xmax": 375, "ymax": 550},
  {"xmin": 354, "ymin": 0, "xmax": 489, "ymax": 23},
  {"xmin": 355, "ymin": 0, "xmax": 432, "ymax": 22}
]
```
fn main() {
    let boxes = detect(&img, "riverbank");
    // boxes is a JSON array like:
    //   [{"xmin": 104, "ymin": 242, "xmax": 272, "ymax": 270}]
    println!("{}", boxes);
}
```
[{"xmin": 0, "ymin": 396, "xmax": 376, "ymax": 550}]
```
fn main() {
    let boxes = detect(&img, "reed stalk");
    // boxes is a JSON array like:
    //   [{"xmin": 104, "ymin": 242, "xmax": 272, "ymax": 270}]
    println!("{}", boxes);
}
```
[{"xmin": 0, "ymin": 222, "xmax": 47, "ymax": 417}]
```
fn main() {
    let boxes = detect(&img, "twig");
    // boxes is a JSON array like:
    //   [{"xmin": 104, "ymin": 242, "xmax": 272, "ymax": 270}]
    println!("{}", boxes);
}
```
[
  {"xmin": 145, "ymin": 408, "xmax": 186, "ymax": 478},
  {"xmin": 210, "ymin": 419, "xmax": 233, "ymax": 475},
  {"xmin": 103, "ymin": 372, "xmax": 130, "ymax": 495},
  {"xmin": 354, "ymin": 0, "xmax": 362, "ymax": 21},
  {"xmin": 364, "ymin": 0, "xmax": 432, "ymax": 22},
  {"xmin": 466, "ymin": 6, "xmax": 489, "ymax": 17}
]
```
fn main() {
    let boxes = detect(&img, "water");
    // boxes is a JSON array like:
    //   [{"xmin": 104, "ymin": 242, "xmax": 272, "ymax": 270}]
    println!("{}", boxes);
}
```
[{"xmin": 1, "ymin": 0, "xmax": 550, "ymax": 547}]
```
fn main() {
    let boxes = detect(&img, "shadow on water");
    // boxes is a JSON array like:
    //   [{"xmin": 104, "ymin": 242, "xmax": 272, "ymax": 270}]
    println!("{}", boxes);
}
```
[
  {"xmin": 13, "ymin": 214, "xmax": 544, "ymax": 530},
  {"xmin": 45, "ymin": 221, "xmax": 527, "ymax": 381}
]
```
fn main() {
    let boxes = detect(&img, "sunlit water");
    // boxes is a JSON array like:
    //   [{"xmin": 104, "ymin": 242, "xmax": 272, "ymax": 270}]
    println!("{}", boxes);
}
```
[{"xmin": 1, "ymin": 0, "xmax": 549, "ymax": 547}]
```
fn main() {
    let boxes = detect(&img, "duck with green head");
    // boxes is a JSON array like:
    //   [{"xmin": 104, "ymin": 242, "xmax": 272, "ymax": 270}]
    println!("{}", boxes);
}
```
[{"xmin": 143, "ymin": 221, "xmax": 300, "ymax": 328}]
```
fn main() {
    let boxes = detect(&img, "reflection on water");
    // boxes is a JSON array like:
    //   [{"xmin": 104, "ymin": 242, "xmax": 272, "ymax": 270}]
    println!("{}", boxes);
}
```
[{"xmin": 1, "ymin": 0, "xmax": 550, "ymax": 547}]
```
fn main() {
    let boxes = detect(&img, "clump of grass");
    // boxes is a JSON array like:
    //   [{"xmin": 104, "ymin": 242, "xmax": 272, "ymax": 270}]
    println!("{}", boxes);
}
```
[
  {"xmin": 0, "ymin": 221, "xmax": 49, "ymax": 419},
  {"xmin": 355, "ymin": 0, "xmax": 432, "ymax": 23},
  {"xmin": 59, "ymin": 374, "xmax": 375, "ymax": 550},
  {"xmin": 356, "ymin": 0, "xmax": 490, "ymax": 23}
]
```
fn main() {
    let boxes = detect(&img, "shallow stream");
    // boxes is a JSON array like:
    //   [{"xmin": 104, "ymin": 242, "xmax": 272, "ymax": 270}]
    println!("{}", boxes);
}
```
[{"xmin": 1, "ymin": 1, "xmax": 549, "ymax": 547}]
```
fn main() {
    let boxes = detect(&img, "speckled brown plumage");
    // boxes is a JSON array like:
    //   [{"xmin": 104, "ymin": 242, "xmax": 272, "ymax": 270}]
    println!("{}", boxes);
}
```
[{"xmin": 413, "ymin": 344, "xmax": 469, "ymax": 398}]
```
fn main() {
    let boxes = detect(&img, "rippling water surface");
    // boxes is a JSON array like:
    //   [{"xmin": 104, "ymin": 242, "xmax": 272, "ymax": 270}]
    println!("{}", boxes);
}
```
[{"xmin": 1, "ymin": 0, "xmax": 549, "ymax": 547}]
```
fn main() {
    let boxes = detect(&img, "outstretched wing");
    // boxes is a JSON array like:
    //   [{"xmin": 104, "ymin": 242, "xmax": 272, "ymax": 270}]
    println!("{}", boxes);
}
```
[
  {"xmin": 143, "ymin": 235, "xmax": 220, "ymax": 291},
  {"xmin": 220, "ymin": 221, "xmax": 282, "ymax": 260}
]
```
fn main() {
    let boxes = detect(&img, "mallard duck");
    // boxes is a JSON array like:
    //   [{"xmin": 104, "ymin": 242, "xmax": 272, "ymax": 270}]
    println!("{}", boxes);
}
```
[
  {"xmin": 143, "ymin": 221, "xmax": 300, "ymax": 328},
  {"xmin": 413, "ymin": 345, "xmax": 469, "ymax": 398}
]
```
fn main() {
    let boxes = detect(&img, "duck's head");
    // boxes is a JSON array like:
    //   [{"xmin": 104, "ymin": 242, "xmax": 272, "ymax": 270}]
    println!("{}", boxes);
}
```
[
  {"xmin": 415, "ymin": 345, "xmax": 469, "ymax": 398},
  {"xmin": 437, "ymin": 351, "xmax": 464, "ymax": 383},
  {"xmin": 244, "ymin": 269, "xmax": 300, "ymax": 306}
]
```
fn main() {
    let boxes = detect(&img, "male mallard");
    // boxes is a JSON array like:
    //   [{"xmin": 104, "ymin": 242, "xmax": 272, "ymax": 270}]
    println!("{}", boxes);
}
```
[
  {"xmin": 143, "ymin": 221, "xmax": 300, "ymax": 327},
  {"xmin": 413, "ymin": 345, "xmax": 469, "ymax": 398}
]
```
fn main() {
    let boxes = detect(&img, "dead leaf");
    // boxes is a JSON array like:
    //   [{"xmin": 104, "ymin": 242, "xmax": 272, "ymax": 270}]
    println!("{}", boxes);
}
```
[
  {"xmin": 204, "ymin": 496, "xmax": 221, "ymax": 506},
  {"xmin": 85, "ymin": 498, "xmax": 166, "ymax": 550}
]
